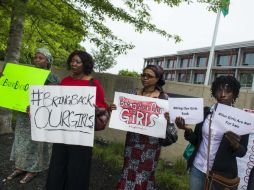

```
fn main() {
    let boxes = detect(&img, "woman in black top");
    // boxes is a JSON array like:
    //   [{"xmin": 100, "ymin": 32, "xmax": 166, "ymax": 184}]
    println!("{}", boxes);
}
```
[{"xmin": 175, "ymin": 76, "xmax": 249, "ymax": 190}]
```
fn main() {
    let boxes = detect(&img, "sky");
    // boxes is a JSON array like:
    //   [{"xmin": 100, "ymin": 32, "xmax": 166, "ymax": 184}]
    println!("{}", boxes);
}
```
[{"xmin": 93, "ymin": 0, "xmax": 254, "ymax": 74}]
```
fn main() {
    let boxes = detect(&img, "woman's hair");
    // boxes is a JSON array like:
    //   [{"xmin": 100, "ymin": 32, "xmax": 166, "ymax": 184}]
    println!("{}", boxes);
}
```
[
  {"xmin": 143, "ymin": 64, "xmax": 165, "ymax": 92},
  {"xmin": 211, "ymin": 75, "xmax": 241, "ymax": 102},
  {"xmin": 67, "ymin": 50, "xmax": 94, "ymax": 75}
]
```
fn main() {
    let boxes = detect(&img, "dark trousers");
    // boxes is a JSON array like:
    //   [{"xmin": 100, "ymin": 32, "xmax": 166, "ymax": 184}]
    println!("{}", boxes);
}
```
[{"xmin": 46, "ymin": 143, "xmax": 92, "ymax": 190}]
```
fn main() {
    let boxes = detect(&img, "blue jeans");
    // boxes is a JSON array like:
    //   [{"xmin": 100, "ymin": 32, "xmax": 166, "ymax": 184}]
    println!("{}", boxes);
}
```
[{"xmin": 189, "ymin": 165, "xmax": 206, "ymax": 190}]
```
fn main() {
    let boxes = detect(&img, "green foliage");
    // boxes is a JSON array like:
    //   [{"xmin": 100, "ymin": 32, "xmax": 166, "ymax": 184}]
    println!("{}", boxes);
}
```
[
  {"xmin": 156, "ymin": 159, "xmax": 188, "ymax": 190},
  {"xmin": 93, "ymin": 140, "xmax": 189, "ymax": 190},
  {"xmin": 92, "ymin": 43, "xmax": 118, "ymax": 72},
  {"xmin": 118, "ymin": 69, "xmax": 140, "ymax": 77},
  {"xmin": 93, "ymin": 141, "xmax": 124, "ymax": 169},
  {"xmin": 0, "ymin": 0, "xmax": 225, "ymax": 68}
]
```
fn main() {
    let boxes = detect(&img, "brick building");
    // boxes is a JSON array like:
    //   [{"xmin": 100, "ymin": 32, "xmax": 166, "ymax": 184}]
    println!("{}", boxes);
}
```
[{"xmin": 144, "ymin": 41, "xmax": 254, "ymax": 88}]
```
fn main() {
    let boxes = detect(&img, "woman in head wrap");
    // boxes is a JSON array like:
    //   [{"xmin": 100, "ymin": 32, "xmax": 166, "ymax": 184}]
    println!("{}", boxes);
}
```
[
  {"xmin": 4, "ymin": 48, "xmax": 59, "ymax": 184},
  {"xmin": 113, "ymin": 64, "xmax": 178, "ymax": 190}
]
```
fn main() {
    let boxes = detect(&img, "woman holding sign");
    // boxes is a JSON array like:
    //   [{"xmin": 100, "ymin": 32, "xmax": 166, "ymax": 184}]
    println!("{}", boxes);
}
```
[
  {"xmin": 46, "ymin": 50, "xmax": 109, "ymax": 190},
  {"xmin": 5, "ymin": 48, "xmax": 59, "ymax": 184},
  {"xmin": 175, "ymin": 76, "xmax": 249, "ymax": 190},
  {"xmin": 114, "ymin": 65, "xmax": 178, "ymax": 190}
]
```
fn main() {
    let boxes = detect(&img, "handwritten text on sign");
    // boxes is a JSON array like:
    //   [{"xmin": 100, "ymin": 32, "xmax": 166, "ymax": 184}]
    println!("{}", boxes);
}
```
[
  {"xmin": 0, "ymin": 63, "xmax": 49, "ymax": 112},
  {"xmin": 30, "ymin": 86, "xmax": 96, "ymax": 147},
  {"xmin": 109, "ymin": 92, "xmax": 169, "ymax": 138},
  {"xmin": 168, "ymin": 98, "xmax": 203, "ymax": 124},
  {"xmin": 212, "ymin": 104, "xmax": 254, "ymax": 135}
]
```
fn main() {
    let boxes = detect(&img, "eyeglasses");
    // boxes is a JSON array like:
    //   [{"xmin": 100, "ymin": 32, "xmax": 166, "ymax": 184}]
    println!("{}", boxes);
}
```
[
  {"xmin": 140, "ymin": 74, "xmax": 156, "ymax": 79},
  {"xmin": 70, "ymin": 60, "xmax": 82, "ymax": 64}
]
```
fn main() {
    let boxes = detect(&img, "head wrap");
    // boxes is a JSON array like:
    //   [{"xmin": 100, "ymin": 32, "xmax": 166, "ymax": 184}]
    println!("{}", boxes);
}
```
[
  {"xmin": 143, "ymin": 64, "xmax": 165, "ymax": 92},
  {"xmin": 36, "ymin": 48, "xmax": 53, "ymax": 66}
]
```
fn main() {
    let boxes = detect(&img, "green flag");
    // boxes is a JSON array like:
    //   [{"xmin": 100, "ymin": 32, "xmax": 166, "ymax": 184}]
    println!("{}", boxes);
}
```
[{"xmin": 221, "ymin": 0, "xmax": 230, "ymax": 16}]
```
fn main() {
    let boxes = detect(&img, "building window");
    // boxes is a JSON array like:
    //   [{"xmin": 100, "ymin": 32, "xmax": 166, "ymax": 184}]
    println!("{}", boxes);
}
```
[
  {"xmin": 168, "ymin": 73, "xmax": 175, "ymax": 81},
  {"xmin": 240, "ymin": 73, "xmax": 253, "ymax": 88},
  {"xmin": 178, "ymin": 73, "xmax": 189, "ymax": 82},
  {"xmin": 243, "ymin": 52, "xmax": 254, "ymax": 66},
  {"xmin": 231, "ymin": 54, "xmax": 237, "ymax": 66},
  {"xmin": 194, "ymin": 73, "xmax": 205, "ymax": 84},
  {"xmin": 196, "ymin": 56, "xmax": 207, "ymax": 67},
  {"xmin": 214, "ymin": 73, "xmax": 234, "ymax": 79},
  {"xmin": 180, "ymin": 58, "xmax": 190, "ymax": 68},
  {"xmin": 216, "ymin": 54, "xmax": 237, "ymax": 66},
  {"xmin": 178, "ymin": 73, "xmax": 185, "ymax": 82},
  {"xmin": 164, "ymin": 73, "xmax": 168, "ymax": 80},
  {"xmin": 217, "ymin": 55, "xmax": 230, "ymax": 66},
  {"xmin": 166, "ymin": 59, "xmax": 175, "ymax": 68}
]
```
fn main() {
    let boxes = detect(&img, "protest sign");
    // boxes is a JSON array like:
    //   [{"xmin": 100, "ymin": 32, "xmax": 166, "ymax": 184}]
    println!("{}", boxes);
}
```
[
  {"xmin": 30, "ymin": 85, "xmax": 96, "ymax": 147},
  {"xmin": 109, "ymin": 92, "xmax": 169, "ymax": 138},
  {"xmin": 0, "ymin": 63, "xmax": 50, "ymax": 112},
  {"xmin": 212, "ymin": 104, "xmax": 254, "ymax": 135},
  {"xmin": 237, "ymin": 109, "xmax": 254, "ymax": 190},
  {"xmin": 168, "ymin": 98, "xmax": 203, "ymax": 124}
]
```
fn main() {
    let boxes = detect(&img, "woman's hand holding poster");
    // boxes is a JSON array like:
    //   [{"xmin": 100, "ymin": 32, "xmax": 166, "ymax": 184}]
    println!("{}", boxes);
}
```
[{"xmin": 109, "ymin": 92, "xmax": 169, "ymax": 138}]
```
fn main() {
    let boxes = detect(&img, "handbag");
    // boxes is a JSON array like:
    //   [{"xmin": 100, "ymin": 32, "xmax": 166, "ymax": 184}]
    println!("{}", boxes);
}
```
[
  {"xmin": 183, "ymin": 143, "xmax": 194, "ymax": 160},
  {"xmin": 94, "ymin": 107, "xmax": 109, "ymax": 131},
  {"xmin": 204, "ymin": 114, "xmax": 240, "ymax": 190},
  {"xmin": 204, "ymin": 172, "xmax": 240, "ymax": 190},
  {"xmin": 89, "ymin": 78, "xmax": 109, "ymax": 131},
  {"xmin": 160, "ymin": 122, "xmax": 178, "ymax": 147}
]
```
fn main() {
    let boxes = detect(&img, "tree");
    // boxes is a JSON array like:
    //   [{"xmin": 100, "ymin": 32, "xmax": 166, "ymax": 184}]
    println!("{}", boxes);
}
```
[
  {"xmin": 0, "ymin": 0, "xmax": 226, "ymax": 131},
  {"xmin": 92, "ymin": 43, "xmax": 119, "ymax": 72},
  {"xmin": 118, "ymin": 69, "xmax": 140, "ymax": 78},
  {"xmin": 0, "ymin": 0, "xmax": 226, "ymax": 67},
  {"xmin": 0, "ymin": 0, "xmax": 86, "ymax": 66}
]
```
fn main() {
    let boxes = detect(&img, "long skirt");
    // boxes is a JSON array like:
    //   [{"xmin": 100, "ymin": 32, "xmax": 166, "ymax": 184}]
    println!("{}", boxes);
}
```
[
  {"xmin": 46, "ymin": 143, "xmax": 92, "ymax": 190},
  {"xmin": 10, "ymin": 112, "xmax": 51, "ymax": 172},
  {"xmin": 116, "ymin": 132, "xmax": 161, "ymax": 190}
]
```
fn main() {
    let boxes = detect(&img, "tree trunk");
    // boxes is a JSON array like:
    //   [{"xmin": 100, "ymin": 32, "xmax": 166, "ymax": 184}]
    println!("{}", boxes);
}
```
[
  {"xmin": 5, "ymin": 0, "xmax": 28, "ymax": 63},
  {"xmin": 0, "ymin": 0, "xmax": 28, "ymax": 134}
]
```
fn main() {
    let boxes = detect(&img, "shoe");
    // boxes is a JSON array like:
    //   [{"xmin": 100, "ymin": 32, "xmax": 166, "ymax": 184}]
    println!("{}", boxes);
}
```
[
  {"xmin": 5, "ymin": 169, "xmax": 25, "ymax": 180},
  {"xmin": 19, "ymin": 172, "xmax": 37, "ymax": 184}
]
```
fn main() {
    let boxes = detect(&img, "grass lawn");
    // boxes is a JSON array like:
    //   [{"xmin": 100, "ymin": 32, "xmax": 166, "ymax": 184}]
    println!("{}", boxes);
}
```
[{"xmin": 93, "ymin": 139, "xmax": 189, "ymax": 190}]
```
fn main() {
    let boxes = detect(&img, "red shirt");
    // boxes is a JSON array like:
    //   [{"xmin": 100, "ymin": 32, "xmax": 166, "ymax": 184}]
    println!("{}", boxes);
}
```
[{"xmin": 61, "ymin": 76, "xmax": 108, "ymax": 109}]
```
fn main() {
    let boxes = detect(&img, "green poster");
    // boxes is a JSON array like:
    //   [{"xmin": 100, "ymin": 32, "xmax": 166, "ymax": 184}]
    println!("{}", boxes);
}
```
[{"xmin": 0, "ymin": 63, "xmax": 50, "ymax": 112}]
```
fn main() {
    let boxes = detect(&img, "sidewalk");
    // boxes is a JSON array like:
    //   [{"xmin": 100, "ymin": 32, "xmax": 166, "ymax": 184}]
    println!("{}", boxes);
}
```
[{"xmin": 0, "ymin": 134, "xmax": 120, "ymax": 190}]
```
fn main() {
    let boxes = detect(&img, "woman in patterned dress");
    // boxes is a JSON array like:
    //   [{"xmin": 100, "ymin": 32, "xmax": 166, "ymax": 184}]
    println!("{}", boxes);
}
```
[
  {"xmin": 115, "ymin": 64, "xmax": 178, "ymax": 190},
  {"xmin": 4, "ymin": 48, "xmax": 59, "ymax": 184}
]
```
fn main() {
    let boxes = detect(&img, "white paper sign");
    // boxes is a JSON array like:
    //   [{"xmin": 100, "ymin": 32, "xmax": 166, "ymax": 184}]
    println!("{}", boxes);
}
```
[
  {"xmin": 30, "ymin": 85, "xmax": 96, "ymax": 147},
  {"xmin": 168, "ymin": 98, "xmax": 203, "ymax": 124},
  {"xmin": 212, "ymin": 104, "xmax": 254, "ymax": 135},
  {"xmin": 237, "ymin": 109, "xmax": 254, "ymax": 190},
  {"xmin": 109, "ymin": 92, "xmax": 169, "ymax": 138}
]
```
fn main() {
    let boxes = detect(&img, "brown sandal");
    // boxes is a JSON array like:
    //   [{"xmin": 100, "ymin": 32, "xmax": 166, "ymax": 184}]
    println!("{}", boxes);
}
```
[
  {"xmin": 19, "ymin": 172, "xmax": 37, "ymax": 184},
  {"xmin": 5, "ymin": 169, "xmax": 25, "ymax": 180}
]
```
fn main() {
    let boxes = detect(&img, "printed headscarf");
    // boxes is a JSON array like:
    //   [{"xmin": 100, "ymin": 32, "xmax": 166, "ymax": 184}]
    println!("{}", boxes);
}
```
[
  {"xmin": 36, "ymin": 48, "xmax": 53, "ymax": 68},
  {"xmin": 143, "ymin": 64, "xmax": 165, "ymax": 92}
]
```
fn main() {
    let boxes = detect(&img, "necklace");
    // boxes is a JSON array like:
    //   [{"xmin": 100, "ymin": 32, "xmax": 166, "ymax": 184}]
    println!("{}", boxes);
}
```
[{"xmin": 141, "ymin": 89, "xmax": 156, "ymax": 97}]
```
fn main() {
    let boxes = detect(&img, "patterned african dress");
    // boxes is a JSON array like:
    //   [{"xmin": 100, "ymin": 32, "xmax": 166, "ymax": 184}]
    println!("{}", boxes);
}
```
[
  {"xmin": 116, "ymin": 132, "xmax": 161, "ymax": 190},
  {"xmin": 10, "ymin": 73, "xmax": 59, "ymax": 172}
]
